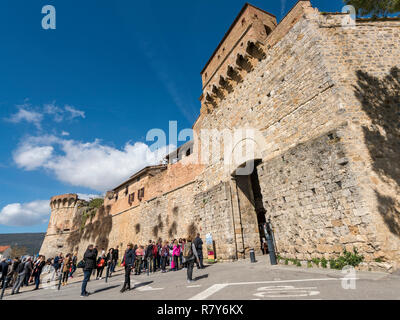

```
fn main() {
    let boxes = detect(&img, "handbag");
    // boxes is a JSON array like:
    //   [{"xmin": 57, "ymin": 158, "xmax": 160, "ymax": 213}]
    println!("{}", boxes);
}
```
[{"xmin": 77, "ymin": 260, "xmax": 85, "ymax": 268}]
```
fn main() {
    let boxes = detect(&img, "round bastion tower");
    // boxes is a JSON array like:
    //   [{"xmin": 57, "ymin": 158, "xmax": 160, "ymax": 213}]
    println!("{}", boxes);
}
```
[{"xmin": 39, "ymin": 194, "xmax": 83, "ymax": 259}]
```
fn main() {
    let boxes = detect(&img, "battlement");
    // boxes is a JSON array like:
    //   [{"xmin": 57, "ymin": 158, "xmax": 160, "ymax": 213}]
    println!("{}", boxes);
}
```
[
  {"xmin": 199, "ymin": 1, "xmax": 314, "ymax": 115},
  {"xmin": 199, "ymin": 3, "xmax": 276, "ymax": 112},
  {"xmin": 50, "ymin": 193, "xmax": 79, "ymax": 209}
]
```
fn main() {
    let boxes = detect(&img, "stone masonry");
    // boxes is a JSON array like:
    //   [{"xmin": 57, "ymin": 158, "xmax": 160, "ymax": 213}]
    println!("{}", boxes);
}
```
[{"xmin": 40, "ymin": 1, "xmax": 400, "ymax": 271}]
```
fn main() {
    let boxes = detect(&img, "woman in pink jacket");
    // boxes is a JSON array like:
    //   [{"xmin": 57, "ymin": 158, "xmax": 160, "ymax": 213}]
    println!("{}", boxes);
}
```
[{"xmin": 171, "ymin": 240, "xmax": 180, "ymax": 271}]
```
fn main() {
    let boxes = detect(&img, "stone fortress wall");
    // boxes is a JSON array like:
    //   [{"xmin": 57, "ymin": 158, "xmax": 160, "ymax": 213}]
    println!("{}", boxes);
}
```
[{"xmin": 40, "ymin": 1, "xmax": 400, "ymax": 271}]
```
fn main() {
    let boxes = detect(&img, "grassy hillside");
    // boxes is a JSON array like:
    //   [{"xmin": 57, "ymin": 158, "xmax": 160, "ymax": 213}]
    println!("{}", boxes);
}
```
[{"xmin": 0, "ymin": 233, "xmax": 45, "ymax": 255}]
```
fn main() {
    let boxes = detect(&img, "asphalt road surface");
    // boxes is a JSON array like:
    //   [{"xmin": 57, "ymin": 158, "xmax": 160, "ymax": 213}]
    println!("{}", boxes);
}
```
[{"xmin": 3, "ymin": 255, "xmax": 400, "ymax": 300}]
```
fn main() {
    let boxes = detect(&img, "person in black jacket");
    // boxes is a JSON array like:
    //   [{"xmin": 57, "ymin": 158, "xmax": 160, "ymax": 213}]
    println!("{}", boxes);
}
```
[
  {"xmin": 0, "ymin": 259, "xmax": 9, "ymax": 288},
  {"xmin": 32, "ymin": 255, "xmax": 46, "ymax": 290},
  {"xmin": 120, "ymin": 243, "xmax": 135, "ymax": 293},
  {"xmin": 111, "ymin": 246, "xmax": 119, "ymax": 273},
  {"xmin": 194, "ymin": 233, "xmax": 205, "ymax": 269},
  {"xmin": 106, "ymin": 248, "xmax": 113, "ymax": 277},
  {"xmin": 81, "ymin": 245, "xmax": 96, "ymax": 297}
]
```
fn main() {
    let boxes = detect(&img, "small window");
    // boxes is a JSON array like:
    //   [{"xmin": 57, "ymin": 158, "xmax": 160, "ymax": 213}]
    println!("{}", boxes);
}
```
[
  {"xmin": 115, "ymin": 193, "xmax": 119, "ymax": 201},
  {"xmin": 186, "ymin": 148, "xmax": 192, "ymax": 157},
  {"xmin": 128, "ymin": 192, "xmax": 135, "ymax": 205},
  {"xmin": 124, "ymin": 186, "xmax": 129, "ymax": 196},
  {"xmin": 241, "ymin": 18, "xmax": 246, "ymax": 26},
  {"xmin": 138, "ymin": 188, "xmax": 145, "ymax": 200},
  {"xmin": 264, "ymin": 25, "xmax": 272, "ymax": 36}
]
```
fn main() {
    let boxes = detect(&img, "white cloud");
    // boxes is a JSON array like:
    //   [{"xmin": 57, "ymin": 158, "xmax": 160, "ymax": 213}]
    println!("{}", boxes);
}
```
[
  {"xmin": 0, "ymin": 200, "xmax": 50, "ymax": 227},
  {"xmin": 13, "ymin": 144, "xmax": 54, "ymax": 171},
  {"xmin": 44, "ymin": 103, "xmax": 64, "ymax": 122},
  {"xmin": 65, "ymin": 105, "xmax": 85, "ymax": 120},
  {"xmin": 5, "ymin": 103, "xmax": 85, "ymax": 128},
  {"xmin": 61, "ymin": 131, "xmax": 70, "ymax": 136},
  {"xmin": 6, "ymin": 106, "xmax": 43, "ymax": 129},
  {"xmin": 13, "ymin": 135, "xmax": 174, "ymax": 192}
]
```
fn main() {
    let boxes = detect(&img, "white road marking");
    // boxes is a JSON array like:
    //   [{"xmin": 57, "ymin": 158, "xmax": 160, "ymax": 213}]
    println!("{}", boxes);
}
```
[
  {"xmin": 136, "ymin": 286, "xmax": 164, "ymax": 291},
  {"xmin": 187, "ymin": 285, "xmax": 202, "ymax": 288},
  {"xmin": 188, "ymin": 278, "xmax": 358, "ymax": 300},
  {"xmin": 254, "ymin": 285, "xmax": 320, "ymax": 298},
  {"xmin": 256, "ymin": 286, "xmax": 317, "ymax": 291},
  {"xmin": 189, "ymin": 284, "xmax": 228, "ymax": 300}
]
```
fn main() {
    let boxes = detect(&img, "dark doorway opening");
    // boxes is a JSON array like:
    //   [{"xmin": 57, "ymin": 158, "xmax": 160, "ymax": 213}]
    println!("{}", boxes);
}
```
[{"xmin": 234, "ymin": 160, "xmax": 267, "ymax": 255}]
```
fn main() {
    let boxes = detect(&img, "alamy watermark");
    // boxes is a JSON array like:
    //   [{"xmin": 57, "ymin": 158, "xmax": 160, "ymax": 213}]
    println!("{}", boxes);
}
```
[{"xmin": 42, "ymin": 5, "xmax": 56, "ymax": 30}]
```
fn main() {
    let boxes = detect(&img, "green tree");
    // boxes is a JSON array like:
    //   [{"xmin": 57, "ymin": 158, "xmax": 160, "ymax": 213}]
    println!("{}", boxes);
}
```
[{"xmin": 344, "ymin": 0, "xmax": 400, "ymax": 17}]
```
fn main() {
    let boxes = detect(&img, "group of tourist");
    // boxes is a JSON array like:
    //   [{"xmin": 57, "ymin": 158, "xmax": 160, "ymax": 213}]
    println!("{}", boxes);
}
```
[
  {"xmin": 80, "ymin": 233, "xmax": 205, "ymax": 297},
  {"xmin": 0, "ymin": 254, "xmax": 47, "ymax": 295},
  {"xmin": 0, "ymin": 233, "xmax": 205, "ymax": 298}
]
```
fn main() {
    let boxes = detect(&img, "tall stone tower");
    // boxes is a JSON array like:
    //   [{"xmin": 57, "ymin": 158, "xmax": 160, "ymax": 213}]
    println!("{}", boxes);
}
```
[{"xmin": 39, "ymin": 194, "xmax": 82, "ymax": 259}]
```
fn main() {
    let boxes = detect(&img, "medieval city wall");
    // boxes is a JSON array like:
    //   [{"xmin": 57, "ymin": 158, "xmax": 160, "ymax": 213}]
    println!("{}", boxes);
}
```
[
  {"xmin": 314, "ymin": 14, "xmax": 400, "ymax": 269},
  {"xmin": 40, "ymin": 1, "xmax": 400, "ymax": 270},
  {"xmin": 193, "ymin": 2, "xmax": 400, "ymax": 268}
]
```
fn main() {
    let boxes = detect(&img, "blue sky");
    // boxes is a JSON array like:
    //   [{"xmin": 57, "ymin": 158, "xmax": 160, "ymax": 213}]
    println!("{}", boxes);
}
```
[{"xmin": 0, "ymin": 0, "xmax": 344, "ymax": 234}]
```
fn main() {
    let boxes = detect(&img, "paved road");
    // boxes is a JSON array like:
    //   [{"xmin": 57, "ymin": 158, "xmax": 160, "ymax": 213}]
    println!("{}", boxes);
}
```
[{"xmin": 3, "ymin": 256, "xmax": 400, "ymax": 300}]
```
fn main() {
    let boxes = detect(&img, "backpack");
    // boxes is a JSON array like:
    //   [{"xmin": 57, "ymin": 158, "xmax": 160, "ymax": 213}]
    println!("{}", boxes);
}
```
[
  {"xmin": 182, "ymin": 242, "xmax": 193, "ymax": 259},
  {"xmin": 97, "ymin": 258, "xmax": 105, "ymax": 268}
]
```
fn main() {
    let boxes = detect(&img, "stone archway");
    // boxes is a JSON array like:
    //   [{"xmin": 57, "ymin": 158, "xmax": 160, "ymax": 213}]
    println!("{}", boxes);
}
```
[{"xmin": 227, "ymin": 135, "xmax": 264, "ymax": 176}]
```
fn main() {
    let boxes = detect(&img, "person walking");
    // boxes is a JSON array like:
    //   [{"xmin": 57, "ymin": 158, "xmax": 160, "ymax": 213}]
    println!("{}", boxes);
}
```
[
  {"xmin": 152, "ymin": 241, "xmax": 158, "ymax": 272},
  {"xmin": 106, "ymin": 248, "xmax": 113, "ymax": 277},
  {"xmin": 11, "ymin": 257, "xmax": 32, "ymax": 295},
  {"xmin": 182, "ymin": 236, "xmax": 200, "ymax": 284},
  {"xmin": 172, "ymin": 240, "xmax": 180, "ymax": 271},
  {"xmin": 69, "ymin": 252, "xmax": 78, "ymax": 278},
  {"xmin": 62, "ymin": 254, "xmax": 72, "ymax": 286},
  {"xmin": 144, "ymin": 240, "xmax": 154, "ymax": 276},
  {"xmin": 0, "ymin": 259, "xmax": 9, "ymax": 288},
  {"xmin": 120, "ymin": 243, "xmax": 135, "ymax": 293},
  {"xmin": 160, "ymin": 241, "xmax": 169, "ymax": 273},
  {"xmin": 32, "ymin": 255, "xmax": 46, "ymax": 290},
  {"xmin": 194, "ymin": 233, "xmax": 205, "ymax": 269},
  {"xmin": 23, "ymin": 257, "xmax": 33, "ymax": 287},
  {"xmin": 134, "ymin": 245, "xmax": 144, "ymax": 275},
  {"xmin": 6, "ymin": 257, "xmax": 19, "ymax": 287},
  {"xmin": 51, "ymin": 253, "xmax": 62, "ymax": 281},
  {"xmin": 96, "ymin": 253, "xmax": 106, "ymax": 280},
  {"xmin": 81, "ymin": 245, "xmax": 97, "ymax": 297},
  {"xmin": 262, "ymin": 238, "xmax": 268, "ymax": 255},
  {"xmin": 111, "ymin": 246, "xmax": 119, "ymax": 273},
  {"xmin": 156, "ymin": 241, "xmax": 162, "ymax": 270}
]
